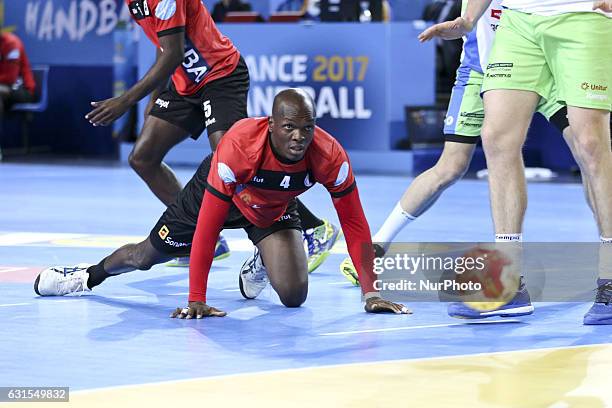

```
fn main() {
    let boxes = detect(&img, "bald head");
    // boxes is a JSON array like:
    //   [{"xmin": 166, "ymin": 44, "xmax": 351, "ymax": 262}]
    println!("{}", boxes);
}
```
[
  {"xmin": 268, "ymin": 88, "xmax": 317, "ymax": 162},
  {"xmin": 272, "ymin": 88, "xmax": 316, "ymax": 120}
]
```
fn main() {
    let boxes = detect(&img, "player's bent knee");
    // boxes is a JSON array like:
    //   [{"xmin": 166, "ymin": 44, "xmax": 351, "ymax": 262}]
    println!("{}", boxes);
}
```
[
  {"xmin": 574, "ymin": 133, "xmax": 605, "ymax": 163},
  {"xmin": 279, "ymin": 293, "xmax": 307, "ymax": 308},
  {"xmin": 128, "ymin": 150, "xmax": 152, "ymax": 173},
  {"xmin": 129, "ymin": 153, "xmax": 160, "ymax": 174},
  {"xmin": 278, "ymin": 284, "xmax": 308, "ymax": 308}
]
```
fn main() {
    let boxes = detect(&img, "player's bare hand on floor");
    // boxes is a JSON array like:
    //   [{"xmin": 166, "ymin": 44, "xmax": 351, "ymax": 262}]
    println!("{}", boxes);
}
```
[
  {"xmin": 170, "ymin": 301, "xmax": 227, "ymax": 319},
  {"xmin": 365, "ymin": 297, "xmax": 411, "ymax": 314},
  {"xmin": 86, "ymin": 96, "xmax": 131, "ymax": 127}
]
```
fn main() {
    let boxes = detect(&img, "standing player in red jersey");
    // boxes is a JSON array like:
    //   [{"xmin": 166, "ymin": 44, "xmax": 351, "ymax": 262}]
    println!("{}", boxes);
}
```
[
  {"xmin": 0, "ymin": 29, "xmax": 36, "ymax": 159},
  {"xmin": 35, "ymin": 89, "xmax": 409, "ymax": 317},
  {"xmin": 87, "ymin": 0, "xmax": 247, "ymax": 205},
  {"xmin": 85, "ymin": 0, "xmax": 340, "ymax": 270}
]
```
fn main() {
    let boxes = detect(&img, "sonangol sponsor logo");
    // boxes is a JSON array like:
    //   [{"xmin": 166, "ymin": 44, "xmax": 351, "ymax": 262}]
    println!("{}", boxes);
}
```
[{"xmin": 164, "ymin": 236, "xmax": 190, "ymax": 248}]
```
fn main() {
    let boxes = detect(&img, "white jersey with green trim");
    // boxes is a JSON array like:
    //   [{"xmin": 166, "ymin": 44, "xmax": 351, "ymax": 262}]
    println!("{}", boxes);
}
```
[
  {"xmin": 501, "ymin": 0, "xmax": 612, "ymax": 17},
  {"xmin": 459, "ymin": 0, "xmax": 503, "ymax": 74}
]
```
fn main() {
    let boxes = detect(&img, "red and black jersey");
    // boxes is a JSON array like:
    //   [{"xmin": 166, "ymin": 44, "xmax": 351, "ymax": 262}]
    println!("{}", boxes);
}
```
[
  {"xmin": 188, "ymin": 117, "xmax": 378, "ymax": 303},
  {"xmin": 206, "ymin": 118, "xmax": 356, "ymax": 228},
  {"xmin": 126, "ymin": 0, "xmax": 240, "ymax": 96},
  {"xmin": 0, "ymin": 32, "xmax": 36, "ymax": 93}
]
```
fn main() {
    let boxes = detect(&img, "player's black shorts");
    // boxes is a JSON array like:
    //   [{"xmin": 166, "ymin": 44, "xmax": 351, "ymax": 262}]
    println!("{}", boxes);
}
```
[
  {"xmin": 149, "ymin": 56, "xmax": 249, "ymax": 140},
  {"xmin": 149, "ymin": 154, "xmax": 302, "ymax": 256}
]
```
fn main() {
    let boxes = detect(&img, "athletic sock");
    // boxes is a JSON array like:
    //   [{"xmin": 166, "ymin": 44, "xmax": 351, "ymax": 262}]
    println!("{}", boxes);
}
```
[
  {"xmin": 296, "ymin": 199, "xmax": 324, "ymax": 230},
  {"xmin": 495, "ymin": 234, "xmax": 522, "ymax": 242},
  {"xmin": 599, "ymin": 236, "xmax": 612, "ymax": 281},
  {"xmin": 495, "ymin": 234, "xmax": 523, "ymax": 281},
  {"xmin": 87, "ymin": 258, "xmax": 110, "ymax": 290},
  {"xmin": 372, "ymin": 202, "xmax": 417, "ymax": 248}
]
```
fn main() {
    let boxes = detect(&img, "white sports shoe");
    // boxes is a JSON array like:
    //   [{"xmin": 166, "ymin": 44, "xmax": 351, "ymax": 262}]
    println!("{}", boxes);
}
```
[
  {"xmin": 34, "ymin": 264, "xmax": 92, "ymax": 296},
  {"xmin": 238, "ymin": 249, "xmax": 268, "ymax": 299}
]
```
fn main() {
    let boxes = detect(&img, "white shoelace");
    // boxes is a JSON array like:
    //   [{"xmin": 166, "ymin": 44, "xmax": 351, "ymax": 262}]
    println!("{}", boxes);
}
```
[
  {"xmin": 55, "ymin": 268, "xmax": 87, "ymax": 296},
  {"xmin": 247, "ymin": 251, "xmax": 267, "ymax": 283}
]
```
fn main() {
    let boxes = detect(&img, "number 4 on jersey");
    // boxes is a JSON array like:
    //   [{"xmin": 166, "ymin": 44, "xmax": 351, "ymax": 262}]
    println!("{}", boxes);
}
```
[{"xmin": 280, "ymin": 175, "xmax": 291, "ymax": 189}]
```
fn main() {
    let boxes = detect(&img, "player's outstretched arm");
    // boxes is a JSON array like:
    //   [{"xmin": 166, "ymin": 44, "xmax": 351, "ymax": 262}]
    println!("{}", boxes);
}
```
[
  {"xmin": 144, "ymin": 48, "xmax": 170, "ymax": 120},
  {"xmin": 418, "ymin": 0, "xmax": 492, "ymax": 42},
  {"xmin": 593, "ymin": 0, "xmax": 612, "ymax": 12},
  {"xmin": 86, "ymin": 32, "xmax": 184, "ymax": 127},
  {"xmin": 331, "ymin": 187, "xmax": 411, "ymax": 314},
  {"xmin": 172, "ymin": 190, "xmax": 232, "ymax": 319}
]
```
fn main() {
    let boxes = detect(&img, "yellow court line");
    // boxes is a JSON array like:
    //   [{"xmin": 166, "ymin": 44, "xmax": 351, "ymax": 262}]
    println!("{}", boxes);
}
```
[{"xmin": 5, "ymin": 344, "xmax": 611, "ymax": 408}]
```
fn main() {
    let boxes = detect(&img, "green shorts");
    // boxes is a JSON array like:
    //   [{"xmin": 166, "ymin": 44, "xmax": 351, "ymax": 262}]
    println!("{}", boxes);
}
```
[
  {"xmin": 445, "ymin": 67, "xmax": 565, "ymax": 143},
  {"xmin": 483, "ymin": 9, "xmax": 612, "ymax": 111}
]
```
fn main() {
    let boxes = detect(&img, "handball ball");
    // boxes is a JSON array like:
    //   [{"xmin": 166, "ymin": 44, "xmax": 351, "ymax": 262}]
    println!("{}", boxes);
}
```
[{"xmin": 457, "ymin": 247, "xmax": 520, "ymax": 312}]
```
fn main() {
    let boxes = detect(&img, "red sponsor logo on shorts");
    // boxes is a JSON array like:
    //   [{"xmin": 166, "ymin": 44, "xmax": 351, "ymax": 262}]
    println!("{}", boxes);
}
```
[
  {"xmin": 491, "ymin": 9, "xmax": 502, "ymax": 19},
  {"xmin": 159, "ymin": 225, "xmax": 170, "ymax": 240}
]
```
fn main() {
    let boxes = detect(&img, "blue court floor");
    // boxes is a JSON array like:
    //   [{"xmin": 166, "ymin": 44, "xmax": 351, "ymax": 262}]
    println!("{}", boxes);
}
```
[{"xmin": 0, "ymin": 162, "xmax": 610, "ymax": 407}]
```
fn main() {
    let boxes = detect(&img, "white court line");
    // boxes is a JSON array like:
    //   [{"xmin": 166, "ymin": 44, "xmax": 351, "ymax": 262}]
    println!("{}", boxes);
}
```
[
  {"xmin": 168, "ymin": 292, "xmax": 189, "ymax": 296},
  {"xmin": 0, "ymin": 232, "xmax": 86, "ymax": 246},
  {"xmin": 223, "ymin": 289, "xmax": 241, "ymax": 292},
  {"xmin": 0, "ymin": 302, "xmax": 31, "ymax": 307},
  {"xmin": 320, "ymin": 320, "xmax": 521, "ymax": 336},
  {"xmin": 327, "ymin": 281, "xmax": 350, "ymax": 285},
  {"xmin": 0, "ymin": 267, "xmax": 29, "ymax": 274}
]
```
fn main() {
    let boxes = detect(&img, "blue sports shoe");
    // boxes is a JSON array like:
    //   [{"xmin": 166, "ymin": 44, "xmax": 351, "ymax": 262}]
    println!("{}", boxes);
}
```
[
  {"xmin": 303, "ymin": 219, "xmax": 342, "ymax": 273},
  {"xmin": 166, "ymin": 235, "xmax": 231, "ymax": 267},
  {"xmin": 583, "ymin": 280, "xmax": 612, "ymax": 325},
  {"xmin": 448, "ymin": 278, "xmax": 534, "ymax": 319}
]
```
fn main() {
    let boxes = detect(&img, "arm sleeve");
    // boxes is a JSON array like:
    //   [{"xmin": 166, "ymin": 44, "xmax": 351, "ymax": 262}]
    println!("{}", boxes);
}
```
[
  {"xmin": 188, "ymin": 190, "xmax": 231, "ymax": 302},
  {"xmin": 20, "ymin": 45, "xmax": 36, "ymax": 94},
  {"xmin": 0, "ymin": 48, "xmax": 20, "ymax": 86},
  {"xmin": 332, "ymin": 186, "xmax": 377, "ymax": 295},
  {"xmin": 189, "ymin": 136, "xmax": 245, "ymax": 302},
  {"xmin": 154, "ymin": 0, "xmax": 187, "ymax": 37}
]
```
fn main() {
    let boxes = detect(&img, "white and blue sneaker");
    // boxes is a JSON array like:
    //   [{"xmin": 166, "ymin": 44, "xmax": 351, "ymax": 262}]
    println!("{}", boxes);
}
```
[
  {"xmin": 448, "ymin": 278, "xmax": 534, "ymax": 319},
  {"xmin": 34, "ymin": 264, "xmax": 92, "ymax": 296},
  {"xmin": 583, "ymin": 280, "xmax": 612, "ymax": 325},
  {"xmin": 238, "ymin": 249, "xmax": 268, "ymax": 299},
  {"xmin": 303, "ymin": 219, "xmax": 341, "ymax": 273}
]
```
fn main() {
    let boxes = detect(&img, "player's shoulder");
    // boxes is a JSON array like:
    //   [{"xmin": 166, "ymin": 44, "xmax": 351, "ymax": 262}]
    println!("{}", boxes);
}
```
[
  {"xmin": 0, "ymin": 32, "xmax": 22, "ymax": 48},
  {"xmin": 127, "ymin": 0, "xmax": 183, "ymax": 20},
  {"xmin": 307, "ymin": 126, "xmax": 345, "ymax": 162},
  {"xmin": 219, "ymin": 117, "xmax": 269, "ymax": 160}
]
